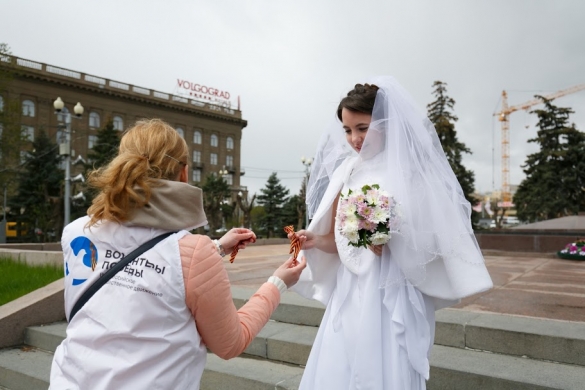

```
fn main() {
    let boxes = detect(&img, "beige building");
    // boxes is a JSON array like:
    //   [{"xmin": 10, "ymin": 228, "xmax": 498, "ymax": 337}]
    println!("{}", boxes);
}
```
[{"xmin": 0, "ymin": 55, "xmax": 248, "ymax": 195}]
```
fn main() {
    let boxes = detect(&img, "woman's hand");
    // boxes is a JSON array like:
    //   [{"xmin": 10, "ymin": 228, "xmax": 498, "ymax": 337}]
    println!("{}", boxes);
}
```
[
  {"xmin": 368, "ymin": 244, "xmax": 383, "ymax": 257},
  {"xmin": 288, "ymin": 230, "xmax": 317, "ymax": 250},
  {"xmin": 218, "ymin": 228, "xmax": 257, "ymax": 254},
  {"xmin": 273, "ymin": 256, "xmax": 307, "ymax": 288}
]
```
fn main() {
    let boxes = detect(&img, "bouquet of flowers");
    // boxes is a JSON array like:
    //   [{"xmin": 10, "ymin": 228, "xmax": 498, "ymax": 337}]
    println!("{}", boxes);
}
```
[
  {"xmin": 336, "ymin": 184, "xmax": 400, "ymax": 249},
  {"xmin": 557, "ymin": 238, "xmax": 585, "ymax": 260}
]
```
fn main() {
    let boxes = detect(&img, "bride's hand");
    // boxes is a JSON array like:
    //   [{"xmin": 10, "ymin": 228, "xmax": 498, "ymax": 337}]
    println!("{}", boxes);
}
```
[
  {"xmin": 368, "ymin": 244, "xmax": 383, "ymax": 256},
  {"xmin": 289, "ymin": 230, "xmax": 317, "ymax": 250}
]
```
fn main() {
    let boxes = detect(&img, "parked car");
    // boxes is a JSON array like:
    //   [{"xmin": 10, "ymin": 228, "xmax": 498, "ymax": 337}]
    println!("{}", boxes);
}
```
[
  {"xmin": 477, "ymin": 219, "xmax": 496, "ymax": 229},
  {"xmin": 502, "ymin": 216, "xmax": 520, "ymax": 227}
]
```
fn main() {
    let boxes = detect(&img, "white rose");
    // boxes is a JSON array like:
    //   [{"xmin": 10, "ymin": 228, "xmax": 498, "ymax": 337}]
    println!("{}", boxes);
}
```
[
  {"xmin": 371, "ymin": 232, "xmax": 390, "ymax": 245},
  {"xmin": 371, "ymin": 207, "xmax": 389, "ymax": 224},
  {"xmin": 342, "ymin": 219, "xmax": 359, "ymax": 235},
  {"xmin": 345, "ymin": 212, "xmax": 359, "ymax": 224},
  {"xmin": 345, "ymin": 203, "xmax": 357, "ymax": 217},
  {"xmin": 346, "ymin": 230, "xmax": 359, "ymax": 244}
]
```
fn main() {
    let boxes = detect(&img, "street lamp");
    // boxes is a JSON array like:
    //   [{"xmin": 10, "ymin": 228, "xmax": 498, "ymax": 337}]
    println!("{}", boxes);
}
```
[
  {"xmin": 54, "ymin": 97, "xmax": 84, "ymax": 227},
  {"xmin": 301, "ymin": 156, "xmax": 313, "ymax": 228},
  {"xmin": 237, "ymin": 190, "xmax": 243, "ymax": 227}
]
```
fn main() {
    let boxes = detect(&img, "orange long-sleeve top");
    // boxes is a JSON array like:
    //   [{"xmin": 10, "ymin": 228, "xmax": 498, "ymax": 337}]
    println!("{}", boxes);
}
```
[{"xmin": 178, "ymin": 234, "xmax": 280, "ymax": 360}]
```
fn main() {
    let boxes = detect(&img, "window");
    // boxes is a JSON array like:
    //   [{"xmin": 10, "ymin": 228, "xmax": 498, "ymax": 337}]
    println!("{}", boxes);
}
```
[
  {"xmin": 193, "ymin": 130, "xmax": 202, "ymax": 144},
  {"xmin": 226, "ymin": 155, "xmax": 233, "ymax": 167},
  {"xmin": 88, "ymin": 135, "xmax": 97, "ymax": 149},
  {"xmin": 225, "ymin": 174, "xmax": 233, "ymax": 185},
  {"xmin": 89, "ymin": 112, "xmax": 100, "ymax": 128},
  {"xmin": 176, "ymin": 127, "xmax": 184, "ymax": 138},
  {"xmin": 193, "ymin": 150, "xmax": 201, "ymax": 163},
  {"xmin": 226, "ymin": 137, "xmax": 234, "ymax": 150},
  {"xmin": 0, "ymin": 95, "xmax": 3, "ymax": 112},
  {"xmin": 113, "ymin": 116, "xmax": 124, "ymax": 131},
  {"xmin": 210, "ymin": 153, "xmax": 218, "ymax": 165},
  {"xmin": 192, "ymin": 169, "xmax": 201, "ymax": 183},
  {"xmin": 22, "ymin": 126, "xmax": 34, "ymax": 141},
  {"xmin": 210, "ymin": 134, "xmax": 218, "ymax": 147},
  {"xmin": 22, "ymin": 100, "xmax": 35, "ymax": 117},
  {"xmin": 20, "ymin": 150, "xmax": 28, "ymax": 164}
]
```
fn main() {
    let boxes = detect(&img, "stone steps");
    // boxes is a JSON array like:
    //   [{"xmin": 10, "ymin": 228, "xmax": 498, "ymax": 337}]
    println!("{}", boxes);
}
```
[
  {"xmin": 430, "ymin": 345, "xmax": 585, "ymax": 390},
  {"xmin": 1, "ymin": 287, "xmax": 585, "ymax": 389}
]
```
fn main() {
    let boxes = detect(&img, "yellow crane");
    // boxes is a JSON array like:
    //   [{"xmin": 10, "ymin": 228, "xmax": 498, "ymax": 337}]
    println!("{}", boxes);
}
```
[{"xmin": 494, "ymin": 83, "xmax": 585, "ymax": 205}]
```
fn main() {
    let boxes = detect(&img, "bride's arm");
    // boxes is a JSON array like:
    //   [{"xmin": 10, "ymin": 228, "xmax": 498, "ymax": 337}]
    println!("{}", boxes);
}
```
[{"xmin": 292, "ymin": 195, "xmax": 339, "ymax": 254}]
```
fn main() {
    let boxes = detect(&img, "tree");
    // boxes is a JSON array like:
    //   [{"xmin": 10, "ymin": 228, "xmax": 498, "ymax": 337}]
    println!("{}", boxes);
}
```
[
  {"xmin": 427, "ymin": 81, "xmax": 478, "ymax": 213},
  {"xmin": 8, "ymin": 129, "xmax": 63, "ymax": 242},
  {"xmin": 71, "ymin": 119, "xmax": 121, "ymax": 219},
  {"xmin": 257, "ymin": 172, "xmax": 289, "ymax": 238},
  {"xmin": 282, "ymin": 194, "xmax": 304, "ymax": 233},
  {"xmin": 86, "ymin": 119, "xmax": 120, "ymax": 169},
  {"xmin": 249, "ymin": 205, "xmax": 266, "ymax": 237},
  {"xmin": 236, "ymin": 193, "xmax": 256, "ymax": 229},
  {"xmin": 201, "ymin": 173, "xmax": 231, "ymax": 234},
  {"xmin": 0, "ymin": 43, "xmax": 24, "ymax": 210},
  {"xmin": 513, "ymin": 97, "xmax": 585, "ymax": 222}
]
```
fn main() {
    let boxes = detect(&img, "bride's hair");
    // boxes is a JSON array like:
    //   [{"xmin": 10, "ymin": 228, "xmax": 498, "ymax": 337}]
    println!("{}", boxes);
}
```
[{"xmin": 336, "ymin": 83, "xmax": 379, "ymax": 120}]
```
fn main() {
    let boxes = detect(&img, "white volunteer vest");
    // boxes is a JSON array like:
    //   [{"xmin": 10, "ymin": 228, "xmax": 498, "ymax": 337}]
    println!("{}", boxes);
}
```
[{"xmin": 50, "ymin": 216, "xmax": 206, "ymax": 390}]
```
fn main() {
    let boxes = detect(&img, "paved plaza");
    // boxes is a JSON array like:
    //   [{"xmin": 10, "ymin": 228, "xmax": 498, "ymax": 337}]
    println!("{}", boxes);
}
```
[{"xmin": 225, "ymin": 244, "xmax": 585, "ymax": 323}]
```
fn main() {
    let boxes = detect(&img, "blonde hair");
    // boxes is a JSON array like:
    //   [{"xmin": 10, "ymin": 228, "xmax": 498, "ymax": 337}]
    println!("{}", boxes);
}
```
[{"xmin": 87, "ymin": 119, "xmax": 188, "ymax": 226}]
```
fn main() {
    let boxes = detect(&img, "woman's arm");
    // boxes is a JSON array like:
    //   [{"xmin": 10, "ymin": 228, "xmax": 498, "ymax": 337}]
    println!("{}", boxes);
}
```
[
  {"xmin": 179, "ymin": 234, "xmax": 305, "ymax": 360},
  {"xmin": 292, "ymin": 194, "xmax": 339, "ymax": 254}
]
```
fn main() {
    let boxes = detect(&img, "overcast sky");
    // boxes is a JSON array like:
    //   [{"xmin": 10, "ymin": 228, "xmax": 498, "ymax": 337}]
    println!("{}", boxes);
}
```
[{"xmin": 2, "ymin": 0, "xmax": 584, "ymax": 197}]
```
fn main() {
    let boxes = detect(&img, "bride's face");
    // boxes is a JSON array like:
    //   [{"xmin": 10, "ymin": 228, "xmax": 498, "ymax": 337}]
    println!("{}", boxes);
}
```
[{"xmin": 342, "ymin": 108, "xmax": 372, "ymax": 153}]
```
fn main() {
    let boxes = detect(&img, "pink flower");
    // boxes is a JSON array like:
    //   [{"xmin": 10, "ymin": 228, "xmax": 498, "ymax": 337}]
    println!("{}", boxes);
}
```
[{"xmin": 358, "ymin": 204, "xmax": 373, "ymax": 218}]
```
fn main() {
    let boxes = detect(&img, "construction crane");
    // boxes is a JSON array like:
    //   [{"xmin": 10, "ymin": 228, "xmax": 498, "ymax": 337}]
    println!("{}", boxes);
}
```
[{"xmin": 494, "ymin": 83, "xmax": 585, "ymax": 205}]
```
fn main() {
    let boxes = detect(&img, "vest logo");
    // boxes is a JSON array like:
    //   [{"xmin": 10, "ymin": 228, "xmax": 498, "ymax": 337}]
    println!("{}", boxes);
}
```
[{"xmin": 67, "ymin": 236, "xmax": 99, "ymax": 286}]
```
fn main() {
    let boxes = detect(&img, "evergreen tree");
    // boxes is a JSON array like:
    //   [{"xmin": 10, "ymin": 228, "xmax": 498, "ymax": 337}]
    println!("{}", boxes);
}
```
[
  {"xmin": 249, "ymin": 205, "xmax": 266, "ymax": 237},
  {"xmin": 257, "ymin": 172, "xmax": 289, "ymax": 238},
  {"xmin": 86, "ymin": 119, "xmax": 120, "ymax": 169},
  {"xmin": 8, "ymin": 130, "xmax": 63, "ymax": 242},
  {"xmin": 427, "ymin": 81, "xmax": 477, "ymax": 212},
  {"xmin": 71, "ymin": 119, "xmax": 121, "ymax": 219},
  {"xmin": 201, "ymin": 173, "xmax": 231, "ymax": 234},
  {"xmin": 513, "ymin": 97, "xmax": 585, "ymax": 222}
]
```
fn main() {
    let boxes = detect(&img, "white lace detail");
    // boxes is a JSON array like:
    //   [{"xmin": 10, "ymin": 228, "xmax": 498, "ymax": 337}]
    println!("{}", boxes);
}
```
[{"xmin": 334, "ymin": 217, "xmax": 364, "ymax": 274}]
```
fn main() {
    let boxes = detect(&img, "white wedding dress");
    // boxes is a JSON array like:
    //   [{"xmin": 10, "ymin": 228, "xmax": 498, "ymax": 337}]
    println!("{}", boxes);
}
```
[{"xmin": 298, "ymin": 168, "xmax": 436, "ymax": 390}]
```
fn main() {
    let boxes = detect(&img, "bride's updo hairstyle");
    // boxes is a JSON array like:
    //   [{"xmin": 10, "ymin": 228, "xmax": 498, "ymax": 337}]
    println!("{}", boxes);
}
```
[
  {"xmin": 336, "ymin": 83, "xmax": 379, "ymax": 120},
  {"xmin": 86, "ymin": 118, "xmax": 188, "ymax": 226}
]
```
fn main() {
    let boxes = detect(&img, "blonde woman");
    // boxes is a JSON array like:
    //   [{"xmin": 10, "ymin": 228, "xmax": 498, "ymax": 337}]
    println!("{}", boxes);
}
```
[{"xmin": 49, "ymin": 119, "xmax": 305, "ymax": 389}]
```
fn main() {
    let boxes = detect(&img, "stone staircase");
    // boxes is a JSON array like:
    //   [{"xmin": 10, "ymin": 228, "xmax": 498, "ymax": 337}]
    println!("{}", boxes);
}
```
[{"xmin": 1, "ymin": 286, "xmax": 584, "ymax": 389}]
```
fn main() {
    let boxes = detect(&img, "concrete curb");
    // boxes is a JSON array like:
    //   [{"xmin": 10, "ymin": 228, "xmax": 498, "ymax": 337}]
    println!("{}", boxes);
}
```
[
  {"xmin": 0, "ymin": 249, "xmax": 63, "ymax": 267},
  {"xmin": 435, "ymin": 309, "xmax": 585, "ymax": 366},
  {"xmin": 0, "ymin": 279, "xmax": 65, "ymax": 349},
  {"xmin": 429, "ymin": 345, "xmax": 584, "ymax": 390}
]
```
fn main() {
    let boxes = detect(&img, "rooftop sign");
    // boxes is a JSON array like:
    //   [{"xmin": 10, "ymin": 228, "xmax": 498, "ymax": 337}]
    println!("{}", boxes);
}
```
[{"xmin": 176, "ymin": 79, "xmax": 233, "ymax": 108}]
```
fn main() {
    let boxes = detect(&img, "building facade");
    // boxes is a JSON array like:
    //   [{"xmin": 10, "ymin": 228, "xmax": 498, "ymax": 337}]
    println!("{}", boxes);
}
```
[{"xmin": 0, "ymin": 55, "xmax": 247, "ymax": 195}]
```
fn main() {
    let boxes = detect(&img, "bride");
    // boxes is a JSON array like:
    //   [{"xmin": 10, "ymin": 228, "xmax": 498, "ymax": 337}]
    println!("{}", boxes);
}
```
[{"xmin": 290, "ymin": 76, "xmax": 493, "ymax": 389}]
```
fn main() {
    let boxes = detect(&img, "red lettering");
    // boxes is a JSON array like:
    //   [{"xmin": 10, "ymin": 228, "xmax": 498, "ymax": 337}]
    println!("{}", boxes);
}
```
[{"xmin": 177, "ymin": 79, "xmax": 231, "ymax": 101}]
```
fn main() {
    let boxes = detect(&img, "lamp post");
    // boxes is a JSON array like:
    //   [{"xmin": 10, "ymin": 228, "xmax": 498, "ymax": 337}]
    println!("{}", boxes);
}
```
[
  {"xmin": 301, "ymin": 156, "xmax": 313, "ymax": 228},
  {"xmin": 53, "ymin": 97, "xmax": 84, "ymax": 227},
  {"xmin": 237, "ymin": 190, "xmax": 243, "ymax": 227}
]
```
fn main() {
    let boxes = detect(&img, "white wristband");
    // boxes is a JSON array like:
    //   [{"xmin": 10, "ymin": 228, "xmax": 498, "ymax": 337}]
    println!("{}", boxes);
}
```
[
  {"xmin": 212, "ymin": 239, "xmax": 226, "ymax": 257},
  {"xmin": 268, "ymin": 276, "xmax": 287, "ymax": 295}
]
